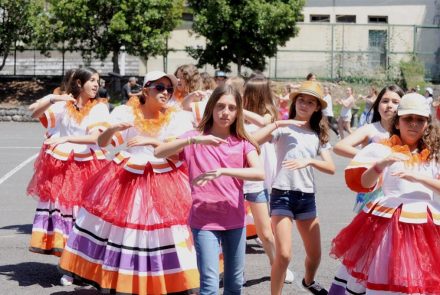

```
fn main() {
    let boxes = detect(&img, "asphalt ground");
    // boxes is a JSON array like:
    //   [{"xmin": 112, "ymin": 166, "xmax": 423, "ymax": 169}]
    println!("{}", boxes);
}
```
[{"xmin": 0, "ymin": 122, "xmax": 355, "ymax": 295}]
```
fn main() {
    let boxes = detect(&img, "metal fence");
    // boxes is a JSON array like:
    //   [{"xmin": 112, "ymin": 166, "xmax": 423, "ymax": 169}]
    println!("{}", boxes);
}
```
[{"xmin": 1, "ymin": 23, "xmax": 439, "ymax": 81}]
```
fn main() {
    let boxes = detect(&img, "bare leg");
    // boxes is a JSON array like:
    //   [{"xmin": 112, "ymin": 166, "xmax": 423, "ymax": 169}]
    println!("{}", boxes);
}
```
[
  {"xmin": 270, "ymin": 216, "xmax": 293, "ymax": 295},
  {"xmin": 249, "ymin": 202, "xmax": 275, "ymax": 264},
  {"xmin": 296, "ymin": 217, "xmax": 322, "ymax": 285}
]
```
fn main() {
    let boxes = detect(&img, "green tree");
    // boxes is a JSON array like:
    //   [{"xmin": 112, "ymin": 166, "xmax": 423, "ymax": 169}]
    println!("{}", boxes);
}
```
[
  {"xmin": 186, "ymin": 0, "xmax": 305, "ymax": 74},
  {"xmin": 41, "ymin": 0, "xmax": 184, "ymax": 73},
  {"xmin": 0, "ymin": 0, "xmax": 44, "ymax": 72}
]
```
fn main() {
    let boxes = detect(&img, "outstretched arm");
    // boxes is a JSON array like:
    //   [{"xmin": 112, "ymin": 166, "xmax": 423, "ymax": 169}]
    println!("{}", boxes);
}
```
[
  {"xmin": 192, "ymin": 150, "xmax": 264, "ymax": 186},
  {"xmin": 333, "ymin": 125, "xmax": 370, "ymax": 158},
  {"xmin": 154, "ymin": 134, "xmax": 227, "ymax": 158},
  {"xmin": 392, "ymin": 171, "xmax": 440, "ymax": 195},
  {"xmin": 29, "ymin": 94, "xmax": 75, "ymax": 119},
  {"xmin": 44, "ymin": 131, "xmax": 101, "ymax": 145},
  {"xmin": 98, "ymin": 122, "xmax": 132, "ymax": 147},
  {"xmin": 282, "ymin": 149, "xmax": 335, "ymax": 175},
  {"xmin": 243, "ymin": 110, "xmax": 273, "ymax": 127},
  {"xmin": 252, "ymin": 119, "xmax": 305, "ymax": 145}
]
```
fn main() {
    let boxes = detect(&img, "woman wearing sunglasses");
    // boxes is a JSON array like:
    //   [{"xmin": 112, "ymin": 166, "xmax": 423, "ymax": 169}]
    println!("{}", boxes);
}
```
[{"xmin": 59, "ymin": 71, "xmax": 198, "ymax": 294}]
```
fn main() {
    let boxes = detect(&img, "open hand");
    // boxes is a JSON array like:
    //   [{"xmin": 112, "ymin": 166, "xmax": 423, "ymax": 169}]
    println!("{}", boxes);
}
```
[
  {"xmin": 282, "ymin": 159, "xmax": 310, "ymax": 170},
  {"xmin": 194, "ymin": 135, "xmax": 228, "ymax": 146},
  {"xmin": 44, "ymin": 136, "xmax": 68, "ymax": 145},
  {"xmin": 127, "ymin": 136, "xmax": 160, "ymax": 147},
  {"xmin": 192, "ymin": 169, "xmax": 222, "ymax": 186},
  {"xmin": 111, "ymin": 122, "xmax": 133, "ymax": 132},
  {"xmin": 276, "ymin": 119, "xmax": 307, "ymax": 128},
  {"xmin": 391, "ymin": 170, "xmax": 420, "ymax": 183}
]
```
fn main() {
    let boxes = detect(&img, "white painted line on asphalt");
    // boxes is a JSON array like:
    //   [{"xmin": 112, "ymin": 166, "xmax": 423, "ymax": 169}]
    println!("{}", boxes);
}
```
[
  {"xmin": 0, "ymin": 153, "xmax": 38, "ymax": 185},
  {"xmin": 0, "ymin": 146, "xmax": 40, "ymax": 149}
]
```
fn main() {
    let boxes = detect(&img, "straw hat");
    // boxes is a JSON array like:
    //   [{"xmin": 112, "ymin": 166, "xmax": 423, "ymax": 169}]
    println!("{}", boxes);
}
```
[{"xmin": 289, "ymin": 81, "xmax": 327, "ymax": 109}]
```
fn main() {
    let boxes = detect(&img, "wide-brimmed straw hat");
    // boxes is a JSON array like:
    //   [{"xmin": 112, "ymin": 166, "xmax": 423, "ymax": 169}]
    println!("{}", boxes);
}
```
[
  {"xmin": 397, "ymin": 93, "xmax": 430, "ymax": 117},
  {"xmin": 289, "ymin": 81, "xmax": 327, "ymax": 109}
]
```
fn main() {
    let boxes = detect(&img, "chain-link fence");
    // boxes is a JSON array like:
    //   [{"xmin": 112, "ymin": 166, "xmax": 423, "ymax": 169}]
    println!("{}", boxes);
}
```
[{"xmin": 1, "ymin": 23, "xmax": 439, "ymax": 81}]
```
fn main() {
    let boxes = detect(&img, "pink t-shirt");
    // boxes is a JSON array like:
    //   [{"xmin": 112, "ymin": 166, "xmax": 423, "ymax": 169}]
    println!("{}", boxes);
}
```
[{"xmin": 180, "ymin": 130, "xmax": 256, "ymax": 230}]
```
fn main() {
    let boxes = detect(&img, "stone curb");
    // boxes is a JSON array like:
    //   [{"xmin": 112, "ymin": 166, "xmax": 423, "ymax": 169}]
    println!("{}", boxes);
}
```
[{"xmin": 0, "ymin": 106, "xmax": 38, "ymax": 122}]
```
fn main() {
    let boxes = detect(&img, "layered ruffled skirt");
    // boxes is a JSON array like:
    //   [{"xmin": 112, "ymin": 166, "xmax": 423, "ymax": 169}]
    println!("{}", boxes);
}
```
[
  {"xmin": 59, "ymin": 160, "xmax": 199, "ymax": 295},
  {"xmin": 329, "ymin": 201, "xmax": 440, "ymax": 295},
  {"xmin": 27, "ymin": 148, "xmax": 107, "ymax": 256}
]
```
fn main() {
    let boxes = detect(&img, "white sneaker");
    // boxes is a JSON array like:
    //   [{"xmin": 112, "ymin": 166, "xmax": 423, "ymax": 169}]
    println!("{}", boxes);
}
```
[
  {"xmin": 254, "ymin": 237, "xmax": 263, "ymax": 247},
  {"xmin": 60, "ymin": 274, "xmax": 74, "ymax": 286},
  {"xmin": 284, "ymin": 269, "xmax": 294, "ymax": 284}
]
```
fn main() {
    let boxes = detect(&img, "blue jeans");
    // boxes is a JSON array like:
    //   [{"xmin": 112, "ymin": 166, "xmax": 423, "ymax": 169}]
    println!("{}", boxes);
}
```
[{"xmin": 192, "ymin": 227, "xmax": 246, "ymax": 295}]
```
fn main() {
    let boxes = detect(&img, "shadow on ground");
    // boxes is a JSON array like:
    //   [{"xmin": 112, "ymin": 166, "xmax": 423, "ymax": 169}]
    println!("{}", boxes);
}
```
[
  {"xmin": 245, "ymin": 276, "xmax": 271, "ymax": 287},
  {"xmin": 0, "ymin": 262, "xmax": 60, "ymax": 288},
  {"xmin": 1, "ymin": 224, "xmax": 32, "ymax": 235},
  {"xmin": 51, "ymin": 287, "xmax": 100, "ymax": 295}
]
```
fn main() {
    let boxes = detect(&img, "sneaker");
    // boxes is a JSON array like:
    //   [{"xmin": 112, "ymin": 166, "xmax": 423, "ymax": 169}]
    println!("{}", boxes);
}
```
[
  {"xmin": 302, "ymin": 278, "xmax": 328, "ymax": 295},
  {"xmin": 254, "ymin": 237, "xmax": 263, "ymax": 247},
  {"xmin": 60, "ymin": 274, "xmax": 74, "ymax": 286},
  {"xmin": 284, "ymin": 269, "xmax": 294, "ymax": 284}
]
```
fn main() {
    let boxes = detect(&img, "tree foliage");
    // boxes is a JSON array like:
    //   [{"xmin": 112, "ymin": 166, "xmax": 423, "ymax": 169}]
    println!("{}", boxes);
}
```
[
  {"xmin": 186, "ymin": 0, "xmax": 305, "ymax": 74},
  {"xmin": 39, "ymin": 0, "xmax": 184, "ymax": 73},
  {"xmin": 0, "ymin": 0, "xmax": 44, "ymax": 71}
]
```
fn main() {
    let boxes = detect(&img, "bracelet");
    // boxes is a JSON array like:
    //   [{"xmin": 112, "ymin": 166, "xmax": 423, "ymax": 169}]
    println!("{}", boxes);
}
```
[
  {"xmin": 49, "ymin": 96, "xmax": 55, "ymax": 104},
  {"xmin": 187, "ymin": 136, "xmax": 197, "ymax": 145},
  {"xmin": 372, "ymin": 164, "xmax": 383, "ymax": 174}
]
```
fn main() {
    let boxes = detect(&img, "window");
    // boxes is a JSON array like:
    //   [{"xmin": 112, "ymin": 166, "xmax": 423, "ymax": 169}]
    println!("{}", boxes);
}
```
[
  {"xmin": 310, "ymin": 14, "xmax": 330, "ymax": 22},
  {"xmin": 368, "ymin": 16, "xmax": 388, "ymax": 24},
  {"xmin": 182, "ymin": 12, "xmax": 193, "ymax": 21},
  {"xmin": 336, "ymin": 15, "xmax": 356, "ymax": 23},
  {"xmin": 369, "ymin": 30, "xmax": 387, "ymax": 68}
]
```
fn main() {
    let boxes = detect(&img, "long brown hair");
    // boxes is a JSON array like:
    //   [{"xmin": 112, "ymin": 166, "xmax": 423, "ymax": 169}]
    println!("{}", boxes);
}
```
[
  {"xmin": 370, "ymin": 85, "xmax": 405, "ymax": 123},
  {"xmin": 390, "ymin": 115, "xmax": 440, "ymax": 161},
  {"xmin": 243, "ymin": 77, "xmax": 277, "ymax": 122},
  {"xmin": 198, "ymin": 85, "xmax": 260, "ymax": 154},
  {"xmin": 289, "ymin": 96, "xmax": 330, "ymax": 145}
]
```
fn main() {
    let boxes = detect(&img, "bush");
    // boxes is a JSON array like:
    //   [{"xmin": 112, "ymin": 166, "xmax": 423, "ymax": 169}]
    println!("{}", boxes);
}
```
[{"xmin": 400, "ymin": 57, "xmax": 426, "ymax": 91}]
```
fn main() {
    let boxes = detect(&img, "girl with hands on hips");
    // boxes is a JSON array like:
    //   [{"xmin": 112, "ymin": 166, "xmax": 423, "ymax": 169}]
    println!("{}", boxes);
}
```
[
  {"xmin": 329, "ymin": 93, "xmax": 440, "ymax": 295},
  {"xmin": 155, "ymin": 84, "xmax": 264, "ymax": 295}
]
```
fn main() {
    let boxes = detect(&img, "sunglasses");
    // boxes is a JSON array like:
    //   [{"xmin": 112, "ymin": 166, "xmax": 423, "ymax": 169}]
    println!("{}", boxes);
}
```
[{"xmin": 146, "ymin": 83, "xmax": 174, "ymax": 95}]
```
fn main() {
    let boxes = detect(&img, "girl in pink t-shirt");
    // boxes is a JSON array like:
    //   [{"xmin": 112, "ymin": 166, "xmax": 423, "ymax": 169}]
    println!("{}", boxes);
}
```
[{"xmin": 155, "ymin": 84, "xmax": 264, "ymax": 294}]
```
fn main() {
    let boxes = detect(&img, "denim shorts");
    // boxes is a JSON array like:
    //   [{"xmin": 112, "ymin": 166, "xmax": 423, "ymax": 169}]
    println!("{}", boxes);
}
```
[
  {"xmin": 270, "ymin": 188, "xmax": 317, "ymax": 220},
  {"xmin": 244, "ymin": 189, "xmax": 269, "ymax": 203}
]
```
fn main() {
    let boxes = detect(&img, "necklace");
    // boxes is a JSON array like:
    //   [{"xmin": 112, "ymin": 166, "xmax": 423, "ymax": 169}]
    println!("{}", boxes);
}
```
[
  {"xmin": 127, "ymin": 97, "xmax": 176, "ymax": 136},
  {"xmin": 381, "ymin": 135, "xmax": 430, "ymax": 165},
  {"xmin": 66, "ymin": 99, "xmax": 98, "ymax": 124}
]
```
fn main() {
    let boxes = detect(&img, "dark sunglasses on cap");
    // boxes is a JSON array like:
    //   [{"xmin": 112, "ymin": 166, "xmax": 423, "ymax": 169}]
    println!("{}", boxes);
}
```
[{"xmin": 146, "ymin": 83, "xmax": 174, "ymax": 95}]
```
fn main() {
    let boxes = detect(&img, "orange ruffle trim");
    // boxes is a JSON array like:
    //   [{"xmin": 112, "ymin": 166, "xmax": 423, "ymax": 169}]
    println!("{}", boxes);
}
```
[
  {"xmin": 380, "ymin": 135, "xmax": 430, "ymax": 165},
  {"xmin": 127, "ymin": 97, "xmax": 176, "ymax": 136}
]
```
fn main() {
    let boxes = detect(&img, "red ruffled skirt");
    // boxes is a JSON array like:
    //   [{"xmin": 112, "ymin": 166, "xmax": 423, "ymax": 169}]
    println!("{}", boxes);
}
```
[
  {"xmin": 330, "ymin": 206, "xmax": 440, "ymax": 294},
  {"xmin": 80, "ymin": 160, "xmax": 192, "ymax": 230},
  {"xmin": 27, "ymin": 149, "xmax": 108, "ymax": 207}
]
